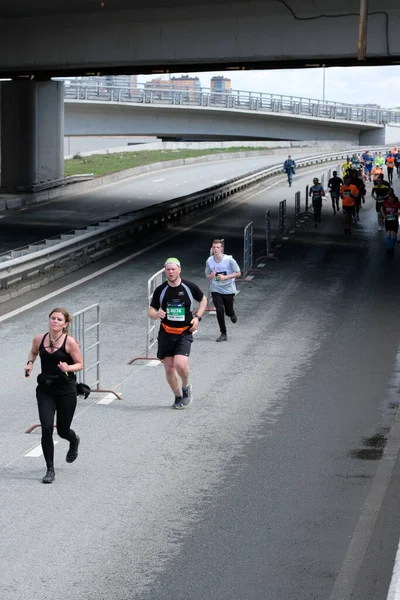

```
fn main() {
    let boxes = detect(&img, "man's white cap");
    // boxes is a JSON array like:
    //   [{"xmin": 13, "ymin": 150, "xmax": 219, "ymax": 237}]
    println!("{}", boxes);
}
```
[{"xmin": 164, "ymin": 257, "xmax": 181, "ymax": 267}]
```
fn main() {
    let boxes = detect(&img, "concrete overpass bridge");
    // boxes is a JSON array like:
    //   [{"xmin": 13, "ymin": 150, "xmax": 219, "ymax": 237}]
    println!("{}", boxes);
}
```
[{"xmin": 64, "ymin": 83, "xmax": 397, "ymax": 146}]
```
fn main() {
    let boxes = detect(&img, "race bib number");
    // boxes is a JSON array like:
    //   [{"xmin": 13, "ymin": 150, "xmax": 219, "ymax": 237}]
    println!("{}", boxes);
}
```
[
  {"xmin": 215, "ymin": 271, "xmax": 228, "ymax": 284},
  {"xmin": 166, "ymin": 302, "xmax": 185, "ymax": 321}
]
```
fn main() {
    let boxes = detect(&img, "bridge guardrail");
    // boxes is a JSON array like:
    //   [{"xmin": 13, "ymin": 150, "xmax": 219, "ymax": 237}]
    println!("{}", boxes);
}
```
[
  {"xmin": 64, "ymin": 83, "xmax": 400, "ymax": 125},
  {"xmin": 0, "ymin": 147, "xmax": 390, "ymax": 293}
]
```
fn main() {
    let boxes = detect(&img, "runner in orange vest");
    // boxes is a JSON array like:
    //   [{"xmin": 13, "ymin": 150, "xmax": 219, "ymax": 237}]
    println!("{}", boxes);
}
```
[
  {"xmin": 386, "ymin": 152, "xmax": 395, "ymax": 184},
  {"xmin": 340, "ymin": 176, "xmax": 358, "ymax": 235},
  {"xmin": 372, "ymin": 165, "xmax": 383, "ymax": 183}
]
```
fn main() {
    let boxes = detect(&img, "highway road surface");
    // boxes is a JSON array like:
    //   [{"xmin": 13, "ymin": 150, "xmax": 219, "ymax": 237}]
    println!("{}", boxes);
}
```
[{"xmin": 0, "ymin": 166, "xmax": 400, "ymax": 600}]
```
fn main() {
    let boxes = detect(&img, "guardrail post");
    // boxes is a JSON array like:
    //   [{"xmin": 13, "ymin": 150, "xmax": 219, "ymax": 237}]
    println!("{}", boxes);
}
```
[
  {"xmin": 279, "ymin": 200, "xmax": 287, "ymax": 235},
  {"xmin": 257, "ymin": 209, "xmax": 279, "ymax": 262}
]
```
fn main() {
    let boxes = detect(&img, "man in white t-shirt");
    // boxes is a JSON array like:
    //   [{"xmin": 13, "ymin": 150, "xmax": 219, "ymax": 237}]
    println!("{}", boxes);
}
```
[{"xmin": 205, "ymin": 239, "xmax": 241, "ymax": 342}]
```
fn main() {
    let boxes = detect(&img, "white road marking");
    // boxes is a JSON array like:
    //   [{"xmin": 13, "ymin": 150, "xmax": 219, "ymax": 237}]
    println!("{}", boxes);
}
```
[
  {"xmin": 25, "ymin": 441, "xmax": 58, "ymax": 458},
  {"xmin": 146, "ymin": 360, "xmax": 161, "ymax": 367},
  {"xmin": 257, "ymin": 263, "xmax": 266, "ymax": 267},
  {"xmin": 245, "ymin": 275, "xmax": 254, "ymax": 281},
  {"xmin": 0, "ymin": 215, "xmax": 5, "ymax": 219},
  {"xmin": 97, "ymin": 393, "xmax": 117, "ymax": 405},
  {"xmin": 152, "ymin": 178, "xmax": 164, "ymax": 182}
]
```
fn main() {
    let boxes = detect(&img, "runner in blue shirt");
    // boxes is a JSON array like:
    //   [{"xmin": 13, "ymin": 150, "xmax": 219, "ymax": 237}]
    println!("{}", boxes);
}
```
[
  {"xmin": 283, "ymin": 155, "xmax": 296, "ymax": 187},
  {"xmin": 361, "ymin": 151, "xmax": 374, "ymax": 182}
]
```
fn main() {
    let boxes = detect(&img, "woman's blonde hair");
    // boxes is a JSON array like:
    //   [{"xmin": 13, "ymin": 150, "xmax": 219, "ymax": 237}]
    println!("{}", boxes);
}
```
[{"xmin": 49, "ymin": 307, "xmax": 72, "ymax": 333}]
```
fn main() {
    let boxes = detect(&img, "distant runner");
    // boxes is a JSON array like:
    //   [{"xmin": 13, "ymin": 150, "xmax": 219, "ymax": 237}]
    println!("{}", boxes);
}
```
[
  {"xmin": 386, "ymin": 152, "xmax": 395, "ymax": 185},
  {"xmin": 340, "ymin": 177, "xmax": 358, "ymax": 235},
  {"xmin": 309, "ymin": 177, "xmax": 325, "ymax": 228},
  {"xmin": 381, "ymin": 190, "xmax": 400, "ymax": 255},
  {"xmin": 361, "ymin": 150, "xmax": 374, "ymax": 182},
  {"xmin": 372, "ymin": 175, "xmax": 390, "ymax": 231},
  {"xmin": 283, "ymin": 155, "xmax": 296, "ymax": 187},
  {"xmin": 327, "ymin": 171, "xmax": 343, "ymax": 215},
  {"xmin": 375, "ymin": 152, "xmax": 385, "ymax": 168}
]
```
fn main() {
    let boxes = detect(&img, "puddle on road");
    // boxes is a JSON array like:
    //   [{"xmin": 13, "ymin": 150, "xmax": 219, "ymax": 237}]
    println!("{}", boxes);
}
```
[{"xmin": 348, "ymin": 427, "xmax": 389, "ymax": 461}]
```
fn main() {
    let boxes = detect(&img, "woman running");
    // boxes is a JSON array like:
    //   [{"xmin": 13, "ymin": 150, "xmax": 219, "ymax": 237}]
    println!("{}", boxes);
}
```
[{"xmin": 25, "ymin": 308, "xmax": 83, "ymax": 484}]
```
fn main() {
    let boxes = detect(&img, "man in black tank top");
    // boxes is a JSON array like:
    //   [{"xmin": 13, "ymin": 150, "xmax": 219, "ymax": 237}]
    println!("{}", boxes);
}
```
[
  {"xmin": 148, "ymin": 258, "xmax": 207, "ymax": 410},
  {"xmin": 25, "ymin": 308, "xmax": 84, "ymax": 484}
]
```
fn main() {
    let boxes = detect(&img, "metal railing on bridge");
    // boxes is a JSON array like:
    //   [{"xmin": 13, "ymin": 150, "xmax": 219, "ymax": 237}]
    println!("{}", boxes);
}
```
[{"xmin": 64, "ymin": 82, "xmax": 400, "ymax": 126}]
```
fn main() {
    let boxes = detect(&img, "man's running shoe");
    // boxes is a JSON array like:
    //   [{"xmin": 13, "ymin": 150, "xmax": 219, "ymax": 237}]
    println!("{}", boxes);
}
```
[
  {"xmin": 182, "ymin": 384, "xmax": 193, "ymax": 407},
  {"xmin": 172, "ymin": 396, "xmax": 184, "ymax": 410},
  {"xmin": 216, "ymin": 333, "xmax": 228, "ymax": 342},
  {"xmin": 230, "ymin": 313, "xmax": 238, "ymax": 324}
]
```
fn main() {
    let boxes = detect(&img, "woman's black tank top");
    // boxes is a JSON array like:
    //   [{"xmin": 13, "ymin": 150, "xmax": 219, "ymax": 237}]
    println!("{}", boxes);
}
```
[{"xmin": 39, "ymin": 333, "xmax": 76, "ymax": 385}]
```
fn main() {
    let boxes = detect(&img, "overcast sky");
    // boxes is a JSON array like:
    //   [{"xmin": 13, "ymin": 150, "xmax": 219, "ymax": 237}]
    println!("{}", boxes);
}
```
[{"xmin": 139, "ymin": 65, "xmax": 400, "ymax": 109}]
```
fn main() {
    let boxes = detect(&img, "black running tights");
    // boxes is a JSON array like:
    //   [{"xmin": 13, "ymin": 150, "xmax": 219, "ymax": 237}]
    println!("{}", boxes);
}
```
[
  {"xmin": 36, "ymin": 385, "xmax": 78, "ymax": 467},
  {"xmin": 211, "ymin": 292, "xmax": 235, "ymax": 335}
]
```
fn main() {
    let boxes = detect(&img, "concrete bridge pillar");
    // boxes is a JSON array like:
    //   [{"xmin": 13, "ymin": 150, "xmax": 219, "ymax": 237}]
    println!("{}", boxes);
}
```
[{"xmin": 0, "ymin": 80, "xmax": 64, "ymax": 191}]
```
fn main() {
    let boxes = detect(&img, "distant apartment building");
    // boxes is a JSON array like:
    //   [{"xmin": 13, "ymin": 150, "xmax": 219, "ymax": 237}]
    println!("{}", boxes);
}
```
[
  {"xmin": 144, "ymin": 75, "xmax": 201, "ymax": 101},
  {"xmin": 210, "ymin": 76, "xmax": 232, "ymax": 94}
]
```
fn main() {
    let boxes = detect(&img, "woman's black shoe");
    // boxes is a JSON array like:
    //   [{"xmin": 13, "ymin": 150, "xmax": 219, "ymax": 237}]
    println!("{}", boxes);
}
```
[
  {"xmin": 42, "ymin": 468, "xmax": 55, "ymax": 484},
  {"xmin": 66, "ymin": 435, "xmax": 80, "ymax": 463}
]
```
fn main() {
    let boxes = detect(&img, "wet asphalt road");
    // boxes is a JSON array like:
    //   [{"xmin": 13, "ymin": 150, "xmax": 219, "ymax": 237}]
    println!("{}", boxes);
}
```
[{"xmin": 1, "ymin": 168, "xmax": 400, "ymax": 599}]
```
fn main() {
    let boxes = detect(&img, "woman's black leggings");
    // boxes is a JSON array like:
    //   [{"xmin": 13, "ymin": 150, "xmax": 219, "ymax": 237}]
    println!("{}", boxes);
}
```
[{"xmin": 36, "ymin": 385, "xmax": 78, "ymax": 467}]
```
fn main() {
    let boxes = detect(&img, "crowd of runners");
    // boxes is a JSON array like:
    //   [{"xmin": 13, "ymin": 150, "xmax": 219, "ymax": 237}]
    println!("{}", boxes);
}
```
[{"xmin": 286, "ymin": 147, "xmax": 400, "ymax": 253}]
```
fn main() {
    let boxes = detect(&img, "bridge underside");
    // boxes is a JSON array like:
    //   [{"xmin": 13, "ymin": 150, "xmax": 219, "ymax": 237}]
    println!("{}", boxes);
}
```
[
  {"xmin": 65, "ymin": 102, "xmax": 383, "ymax": 145},
  {"xmin": 0, "ymin": 1, "xmax": 398, "ymax": 77}
]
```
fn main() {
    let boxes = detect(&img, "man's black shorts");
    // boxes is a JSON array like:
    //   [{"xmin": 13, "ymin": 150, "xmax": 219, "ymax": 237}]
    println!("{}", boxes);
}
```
[
  {"xmin": 157, "ymin": 329, "xmax": 193, "ymax": 360},
  {"xmin": 385, "ymin": 219, "xmax": 399, "ymax": 233}
]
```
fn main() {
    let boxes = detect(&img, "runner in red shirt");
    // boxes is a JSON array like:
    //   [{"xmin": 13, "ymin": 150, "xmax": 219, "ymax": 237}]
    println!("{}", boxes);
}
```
[{"xmin": 381, "ymin": 191, "xmax": 400, "ymax": 255}]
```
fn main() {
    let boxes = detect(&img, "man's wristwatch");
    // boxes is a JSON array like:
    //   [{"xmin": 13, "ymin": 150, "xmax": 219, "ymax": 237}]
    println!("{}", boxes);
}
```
[{"xmin": 196, "ymin": 315, "xmax": 202, "ymax": 322}]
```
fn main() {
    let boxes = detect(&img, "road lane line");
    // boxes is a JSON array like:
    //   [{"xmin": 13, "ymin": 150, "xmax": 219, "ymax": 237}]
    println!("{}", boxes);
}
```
[
  {"xmin": 97, "ymin": 394, "xmax": 116, "ymax": 405},
  {"xmin": 24, "ymin": 441, "xmax": 58, "ymax": 458}
]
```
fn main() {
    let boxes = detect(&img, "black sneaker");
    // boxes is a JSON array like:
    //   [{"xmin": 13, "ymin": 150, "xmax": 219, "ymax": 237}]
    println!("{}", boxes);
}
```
[
  {"xmin": 42, "ymin": 467, "xmax": 55, "ymax": 484},
  {"xmin": 172, "ymin": 396, "xmax": 184, "ymax": 410},
  {"xmin": 230, "ymin": 314, "xmax": 237, "ymax": 324},
  {"xmin": 216, "ymin": 333, "xmax": 228, "ymax": 342},
  {"xmin": 66, "ymin": 435, "xmax": 80, "ymax": 463},
  {"xmin": 182, "ymin": 384, "xmax": 193, "ymax": 407}
]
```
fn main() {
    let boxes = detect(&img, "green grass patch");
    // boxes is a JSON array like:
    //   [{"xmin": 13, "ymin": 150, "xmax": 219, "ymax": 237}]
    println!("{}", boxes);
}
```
[{"xmin": 64, "ymin": 147, "xmax": 272, "ymax": 178}]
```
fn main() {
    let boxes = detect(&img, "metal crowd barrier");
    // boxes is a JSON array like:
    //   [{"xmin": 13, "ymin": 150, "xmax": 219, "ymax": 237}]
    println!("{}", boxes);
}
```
[
  {"xmin": 237, "ymin": 222, "xmax": 259, "ymax": 284},
  {"xmin": 128, "ymin": 268, "xmax": 165, "ymax": 364},
  {"xmin": 70, "ymin": 304, "xmax": 121, "ymax": 398}
]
